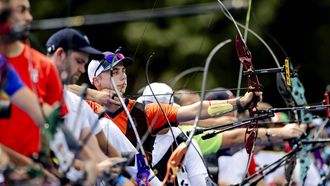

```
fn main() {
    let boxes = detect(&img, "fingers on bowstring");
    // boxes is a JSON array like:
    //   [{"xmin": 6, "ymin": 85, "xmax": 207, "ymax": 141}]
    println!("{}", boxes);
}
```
[{"xmin": 111, "ymin": 93, "xmax": 118, "ymax": 100}]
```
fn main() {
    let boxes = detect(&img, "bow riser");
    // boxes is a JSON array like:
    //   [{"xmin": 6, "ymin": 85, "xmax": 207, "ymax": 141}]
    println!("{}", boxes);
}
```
[{"xmin": 324, "ymin": 88, "xmax": 330, "ymax": 118}]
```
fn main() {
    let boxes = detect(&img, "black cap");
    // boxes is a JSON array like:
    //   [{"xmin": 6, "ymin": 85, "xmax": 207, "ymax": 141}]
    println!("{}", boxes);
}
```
[{"xmin": 46, "ymin": 28, "xmax": 103, "ymax": 58}]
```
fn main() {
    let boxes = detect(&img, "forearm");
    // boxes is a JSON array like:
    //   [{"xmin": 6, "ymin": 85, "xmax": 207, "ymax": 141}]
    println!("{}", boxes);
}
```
[
  {"xmin": 177, "ymin": 98, "xmax": 241, "ymax": 122},
  {"xmin": 221, "ymin": 128, "xmax": 246, "ymax": 148},
  {"xmin": 81, "ymin": 128, "xmax": 109, "ymax": 162},
  {"xmin": 180, "ymin": 116, "xmax": 237, "ymax": 128},
  {"xmin": 80, "ymin": 145, "xmax": 97, "ymax": 163},
  {"xmin": 67, "ymin": 84, "xmax": 99, "ymax": 102},
  {"xmin": 259, "ymin": 127, "xmax": 293, "ymax": 142},
  {"xmin": 221, "ymin": 127, "xmax": 285, "ymax": 148},
  {"xmin": 255, "ymin": 127, "xmax": 292, "ymax": 145},
  {"xmin": 96, "ymin": 131, "xmax": 121, "ymax": 157},
  {"xmin": 66, "ymin": 84, "xmax": 82, "ymax": 96},
  {"xmin": 1, "ymin": 144, "xmax": 57, "ymax": 179}
]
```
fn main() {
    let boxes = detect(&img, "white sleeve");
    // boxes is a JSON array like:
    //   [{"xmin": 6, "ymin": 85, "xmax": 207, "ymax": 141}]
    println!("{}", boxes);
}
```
[
  {"xmin": 152, "ymin": 129, "xmax": 210, "ymax": 186},
  {"xmin": 188, "ymin": 174, "xmax": 210, "ymax": 186},
  {"xmin": 184, "ymin": 139, "xmax": 209, "ymax": 186},
  {"xmin": 82, "ymin": 100, "xmax": 102, "ymax": 135},
  {"xmin": 99, "ymin": 117, "xmax": 137, "ymax": 154},
  {"xmin": 255, "ymin": 151, "xmax": 286, "ymax": 184},
  {"xmin": 218, "ymin": 149, "xmax": 248, "ymax": 184},
  {"xmin": 99, "ymin": 118, "xmax": 162, "ymax": 185}
]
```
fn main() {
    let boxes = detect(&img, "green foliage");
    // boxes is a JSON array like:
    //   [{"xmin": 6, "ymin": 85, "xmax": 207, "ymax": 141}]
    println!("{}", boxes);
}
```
[{"xmin": 29, "ymin": 0, "xmax": 330, "ymax": 106}]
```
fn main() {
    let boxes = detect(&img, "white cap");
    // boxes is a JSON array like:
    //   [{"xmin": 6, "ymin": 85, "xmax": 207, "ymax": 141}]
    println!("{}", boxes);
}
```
[
  {"xmin": 88, "ymin": 59, "xmax": 103, "ymax": 84},
  {"xmin": 87, "ymin": 51, "xmax": 133, "ymax": 84},
  {"xmin": 140, "ymin": 82, "xmax": 174, "ymax": 104}
]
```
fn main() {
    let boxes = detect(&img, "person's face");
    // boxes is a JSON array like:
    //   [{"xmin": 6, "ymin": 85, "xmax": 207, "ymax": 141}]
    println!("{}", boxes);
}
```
[
  {"xmin": 95, "ymin": 63, "xmax": 127, "ymax": 94},
  {"xmin": 64, "ymin": 51, "xmax": 89, "ymax": 84},
  {"xmin": 8, "ymin": 0, "xmax": 32, "ymax": 29}
]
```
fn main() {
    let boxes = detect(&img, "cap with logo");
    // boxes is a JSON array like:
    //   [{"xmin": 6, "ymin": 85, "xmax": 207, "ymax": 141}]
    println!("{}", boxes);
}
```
[
  {"xmin": 87, "ymin": 51, "xmax": 133, "ymax": 84},
  {"xmin": 46, "ymin": 28, "xmax": 103, "ymax": 58}
]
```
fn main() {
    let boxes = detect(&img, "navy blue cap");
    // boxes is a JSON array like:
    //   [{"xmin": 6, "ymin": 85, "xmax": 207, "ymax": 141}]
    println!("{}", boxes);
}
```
[{"xmin": 46, "ymin": 28, "xmax": 103, "ymax": 58}]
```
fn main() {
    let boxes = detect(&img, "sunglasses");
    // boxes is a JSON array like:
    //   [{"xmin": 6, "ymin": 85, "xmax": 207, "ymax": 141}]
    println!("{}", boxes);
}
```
[{"xmin": 93, "ymin": 53, "xmax": 125, "ymax": 77}]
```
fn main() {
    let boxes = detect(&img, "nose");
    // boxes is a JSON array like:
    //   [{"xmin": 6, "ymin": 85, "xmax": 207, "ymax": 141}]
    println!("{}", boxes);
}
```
[
  {"xmin": 80, "ymin": 64, "xmax": 85, "ymax": 73},
  {"xmin": 121, "ymin": 71, "xmax": 127, "ymax": 80},
  {"xmin": 24, "ymin": 10, "xmax": 33, "ymax": 25}
]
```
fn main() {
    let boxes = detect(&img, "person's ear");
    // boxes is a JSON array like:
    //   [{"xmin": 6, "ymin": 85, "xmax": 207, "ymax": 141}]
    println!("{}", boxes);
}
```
[
  {"xmin": 61, "ymin": 53, "xmax": 65, "ymax": 61},
  {"xmin": 92, "ymin": 76, "xmax": 100, "ymax": 89},
  {"xmin": 54, "ymin": 48, "xmax": 66, "ymax": 62}
]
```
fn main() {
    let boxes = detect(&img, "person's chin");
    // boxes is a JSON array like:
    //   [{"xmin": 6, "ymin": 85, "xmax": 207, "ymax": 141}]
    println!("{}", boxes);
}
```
[
  {"xmin": 70, "ymin": 76, "xmax": 79, "ymax": 84},
  {"xmin": 120, "ymin": 85, "xmax": 127, "ymax": 93}
]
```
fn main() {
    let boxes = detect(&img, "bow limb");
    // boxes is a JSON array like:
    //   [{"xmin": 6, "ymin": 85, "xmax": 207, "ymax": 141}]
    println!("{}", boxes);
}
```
[
  {"xmin": 217, "ymin": 2, "xmax": 317, "ymax": 184},
  {"xmin": 218, "ymin": 3, "xmax": 290, "ymax": 87},
  {"xmin": 276, "ymin": 65, "xmax": 315, "ymax": 185},
  {"xmin": 225, "ymin": 19, "xmax": 282, "ymax": 70},
  {"xmin": 168, "ymin": 67, "xmax": 204, "ymax": 88},
  {"xmin": 288, "ymin": 69, "xmax": 314, "ymax": 185},
  {"xmin": 161, "ymin": 39, "xmax": 231, "ymax": 185},
  {"xmin": 236, "ymin": 34, "xmax": 261, "ymax": 186},
  {"xmin": 108, "ymin": 48, "xmax": 151, "ymax": 186},
  {"xmin": 216, "ymin": 0, "xmax": 252, "ymax": 98},
  {"xmin": 237, "ymin": 0, "xmax": 253, "ymax": 98},
  {"xmin": 143, "ymin": 53, "xmax": 179, "ymax": 147},
  {"xmin": 219, "ymin": 1, "xmax": 312, "ymax": 183},
  {"xmin": 243, "ymin": 0, "xmax": 252, "ymax": 41},
  {"xmin": 187, "ymin": 39, "xmax": 232, "ymax": 144},
  {"xmin": 216, "ymin": 1, "xmax": 262, "ymax": 184},
  {"xmin": 132, "ymin": 0, "xmax": 159, "ymax": 59},
  {"xmin": 111, "ymin": 75, "xmax": 151, "ymax": 186}
]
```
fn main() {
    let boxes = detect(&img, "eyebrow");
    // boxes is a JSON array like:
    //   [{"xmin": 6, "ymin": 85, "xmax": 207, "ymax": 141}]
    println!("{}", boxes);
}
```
[
  {"xmin": 73, "ymin": 54, "xmax": 87, "ymax": 62},
  {"xmin": 16, "ymin": 5, "xmax": 30, "ymax": 11},
  {"xmin": 112, "ymin": 66, "xmax": 125, "ymax": 71}
]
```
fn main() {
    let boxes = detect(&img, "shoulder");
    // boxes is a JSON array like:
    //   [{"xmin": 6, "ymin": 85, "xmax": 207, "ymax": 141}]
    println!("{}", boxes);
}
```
[
  {"xmin": 64, "ymin": 90, "xmax": 81, "ymax": 111},
  {"xmin": 85, "ymin": 99, "xmax": 103, "ymax": 114}
]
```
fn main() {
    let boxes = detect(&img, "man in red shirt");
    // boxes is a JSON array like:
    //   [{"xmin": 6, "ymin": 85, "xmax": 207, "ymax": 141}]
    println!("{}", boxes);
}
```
[
  {"xmin": 0, "ymin": 1, "xmax": 46, "ymax": 127},
  {"xmin": 0, "ymin": 0, "xmax": 64, "ymax": 157}
]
